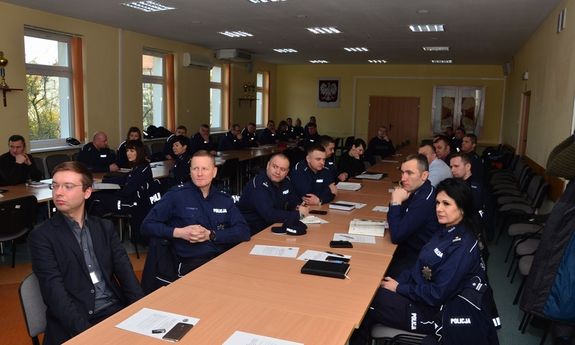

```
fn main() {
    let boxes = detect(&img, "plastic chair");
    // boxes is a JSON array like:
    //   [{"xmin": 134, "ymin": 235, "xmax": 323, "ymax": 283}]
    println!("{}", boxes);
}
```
[
  {"xmin": 45, "ymin": 154, "xmax": 70, "ymax": 176},
  {"xmin": 370, "ymin": 324, "xmax": 425, "ymax": 345},
  {"xmin": 19, "ymin": 273, "xmax": 47, "ymax": 345}
]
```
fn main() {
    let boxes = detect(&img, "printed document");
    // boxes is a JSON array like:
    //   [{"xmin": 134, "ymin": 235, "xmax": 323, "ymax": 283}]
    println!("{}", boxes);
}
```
[
  {"xmin": 115, "ymin": 307, "xmax": 199, "ymax": 340},
  {"xmin": 249, "ymin": 245, "xmax": 299, "ymax": 258}
]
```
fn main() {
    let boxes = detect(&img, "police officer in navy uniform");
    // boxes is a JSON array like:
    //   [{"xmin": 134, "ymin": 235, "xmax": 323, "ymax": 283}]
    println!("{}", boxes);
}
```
[
  {"xmin": 387, "ymin": 154, "xmax": 440, "ymax": 278},
  {"xmin": 241, "ymin": 122, "xmax": 259, "ymax": 147},
  {"xmin": 238, "ymin": 153, "xmax": 309, "ymax": 235},
  {"xmin": 298, "ymin": 122, "xmax": 321, "ymax": 150},
  {"xmin": 350, "ymin": 179, "xmax": 500, "ymax": 345},
  {"xmin": 460, "ymin": 133, "xmax": 485, "ymax": 184},
  {"xmin": 218, "ymin": 124, "xmax": 245, "ymax": 151},
  {"xmin": 168, "ymin": 135, "xmax": 191, "ymax": 187},
  {"xmin": 290, "ymin": 144, "xmax": 337, "ymax": 206},
  {"xmin": 189, "ymin": 124, "xmax": 217, "ymax": 155},
  {"xmin": 320, "ymin": 135, "xmax": 338, "ymax": 182},
  {"xmin": 141, "ymin": 150, "xmax": 250, "ymax": 276},
  {"xmin": 450, "ymin": 153, "xmax": 485, "ymax": 213},
  {"xmin": 162, "ymin": 125, "xmax": 187, "ymax": 160},
  {"xmin": 258, "ymin": 120, "xmax": 278, "ymax": 145},
  {"xmin": 77, "ymin": 131, "xmax": 119, "ymax": 173}
]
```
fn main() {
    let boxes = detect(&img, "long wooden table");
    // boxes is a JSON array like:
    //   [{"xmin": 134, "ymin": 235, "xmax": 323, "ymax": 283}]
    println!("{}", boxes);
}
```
[{"xmin": 61, "ymin": 151, "xmax": 412, "ymax": 345}]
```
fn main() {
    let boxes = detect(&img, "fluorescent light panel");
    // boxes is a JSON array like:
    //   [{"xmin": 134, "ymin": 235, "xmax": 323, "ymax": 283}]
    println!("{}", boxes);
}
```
[
  {"xmin": 368, "ymin": 59, "xmax": 387, "ymax": 64},
  {"xmin": 409, "ymin": 24, "xmax": 445, "ymax": 32},
  {"xmin": 121, "ymin": 1, "xmax": 174, "ymax": 12},
  {"xmin": 274, "ymin": 48, "xmax": 298, "ymax": 53},
  {"xmin": 344, "ymin": 47, "xmax": 369, "ymax": 52},
  {"xmin": 431, "ymin": 59, "xmax": 453, "ymax": 64},
  {"xmin": 249, "ymin": 0, "xmax": 286, "ymax": 3},
  {"xmin": 309, "ymin": 60, "xmax": 329, "ymax": 64},
  {"xmin": 218, "ymin": 31, "xmax": 253, "ymax": 38},
  {"xmin": 307, "ymin": 27, "xmax": 341, "ymax": 34},
  {"xmin": 423, "ymin": 46, "xmax": 449, "ymax": 51}
]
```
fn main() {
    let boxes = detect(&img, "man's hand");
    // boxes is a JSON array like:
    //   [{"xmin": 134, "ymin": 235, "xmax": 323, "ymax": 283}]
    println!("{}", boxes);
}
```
[
  {"xmin": 109, "ymin": 163, "xmax": 120, "ymax": 172},
  {"xmin": 302, "ymin": 193, "xmax": 321, "ymax": 206},
  {"xmin": 15, "ymin": 154, "xmax": 31, "ymax": 165},
  {"xmin": 328, "ymin": 182, "xmax": 338, "ymax": 196},
  {"xmin": 337, "ymin": 172, "xmax": 348, "ymax": 182},
  {"xmin": 381, "ymin": 276, "xmax": 398, "ymax": 292},
  {"xmin": 391, "ymin": 187, "xmax": 409, "ymax": 204},
  {"xmin": 297, "ymin": 203, "xmax": 310, "ymax": 218},
  {"xmin": 173, "ymin": 225, "xmax": 211, "ymax": 243}
]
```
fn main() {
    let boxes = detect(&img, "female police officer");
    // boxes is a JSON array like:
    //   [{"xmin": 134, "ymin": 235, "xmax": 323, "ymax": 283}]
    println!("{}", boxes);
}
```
[{"xmin": 350, "ymin": 178, "xmax": 499, "ymax": 344}]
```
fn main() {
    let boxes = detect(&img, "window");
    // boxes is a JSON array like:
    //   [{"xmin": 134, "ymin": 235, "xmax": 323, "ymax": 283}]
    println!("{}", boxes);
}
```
[
  {"xmin": 256, "ymin": 71, "xmax": 269, "ymax": 126},
  {"xmin": 25, "ymin": 29, "xmax": 76, "ymax": 147},
  {"xmin": 432, "ymin": 86, "xmax": 485, "ymax": 135},
  {"xmin": 142, "ymin": 51, "xmax": 166, "ymax": 129},
  {"xmin": 210, "ymin": 66, "xmax": 223, "ymax": 129}
]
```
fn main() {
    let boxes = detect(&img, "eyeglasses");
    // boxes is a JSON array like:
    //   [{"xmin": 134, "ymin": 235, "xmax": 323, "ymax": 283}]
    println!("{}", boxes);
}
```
[{"xmin": 49, "ymin": 183, "xmax": 84, "ymax": 191}]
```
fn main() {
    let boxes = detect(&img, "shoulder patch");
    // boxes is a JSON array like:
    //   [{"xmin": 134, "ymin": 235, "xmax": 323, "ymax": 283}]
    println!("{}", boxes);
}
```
[{"xmin": 452, "ymin": 236, "xmax": 462, "ymax": 243}]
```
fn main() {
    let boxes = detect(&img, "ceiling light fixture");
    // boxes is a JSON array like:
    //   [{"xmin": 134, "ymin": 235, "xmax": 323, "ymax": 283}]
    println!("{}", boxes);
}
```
[
  {"xmin": 368, "ymin": 59, "xmax": 387, "ymax": 64},
  {"xmin": 344, "ymin": 47, "xmax": 369, "ymax": 52},
  {"xmin": 249, "ymin": 0, "xmax": 286, "ymax": 3},
  {"xmin": 309, "ymin": 60, "xmax": 329, "ymax": 64},
  {"xmin": 422, "ymin": 46, "xmax": 450, "ymax": 51},
  {"xmin": 218, "ymin": 31, "xmax": 254, "ymax": 38},
  {"xmin": 409, "ymin": 24, "xmax": 445, "ymax": 32},
  {"xmin": 121, "ymin": 1, "xmax": 175, "ymax": 12},
  {"xmin": 307, "ymin": 27, "xmax": 341, "ymax": 34},
  {"xmin": 274, "ymin": 48, "xmax": 298, "ymax": 53},
  {"xmin": 431, "ymin": 59, "xmax": 453, "ymax": 64}
]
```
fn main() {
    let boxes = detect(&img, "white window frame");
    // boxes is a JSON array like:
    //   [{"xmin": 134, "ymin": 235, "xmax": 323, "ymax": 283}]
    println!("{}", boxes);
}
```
[
  {"xmin": 431, "ymin": 86, "xmax": 485, "ymax": 135},
  {"xmin": 256, "ymin": 71, "xmax": 269, "ymax": 127},
  {"xmin": 142, "ymin": 50, "xmax": 166, "ymax": 129},
  {"xmin": 210, "ymin": 65, "xmax": 224, "ymax": 130},
  {"xmin": 25, "ymin": 28, "xmax": 74, "ymax": 150}
]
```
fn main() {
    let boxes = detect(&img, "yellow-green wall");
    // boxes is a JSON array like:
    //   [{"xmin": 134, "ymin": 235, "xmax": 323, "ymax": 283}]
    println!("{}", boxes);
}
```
[
  {"xmin": 275, "ymin": 64, "xmax": 504, "ymax": 145},
  {"xmin": 0, "ymin": 2, "xmax": 274, "ymax": 149},
  {"xmin": 502, "ymin": 0, "xmax": 575, "ymax": 166}
]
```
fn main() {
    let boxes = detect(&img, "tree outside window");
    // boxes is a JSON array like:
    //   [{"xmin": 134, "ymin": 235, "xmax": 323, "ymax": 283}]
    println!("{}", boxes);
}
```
[{"xmin": 142, "ymin": 52, "xmax": 165, "ymax": 129}]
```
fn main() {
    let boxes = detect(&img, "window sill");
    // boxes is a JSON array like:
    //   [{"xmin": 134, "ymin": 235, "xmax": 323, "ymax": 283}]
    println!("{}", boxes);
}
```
[{"xmin": 30, "ymin": 145, "xmax": 81, "ymax": 154}]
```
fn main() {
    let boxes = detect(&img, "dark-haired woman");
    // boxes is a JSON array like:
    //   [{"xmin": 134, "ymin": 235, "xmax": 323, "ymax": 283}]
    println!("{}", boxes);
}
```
[
  {"xmin": 117, "ymin": 127, "xmax": 149, "ymax": 168},
  {"xmin": 92, "ymin": 140, "xmax": 153, "ymax": 216},
  {"xmin": 337, "ymin": 138, "xmax": 366, "ymax": 181},
  {"xmin": 350, "ymin": 178, "xmax": 499, "ymax": 345}
]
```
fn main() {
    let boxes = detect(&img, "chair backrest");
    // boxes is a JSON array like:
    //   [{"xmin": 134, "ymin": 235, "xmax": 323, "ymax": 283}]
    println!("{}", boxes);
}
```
[
  {"xmin": 19, "ymin": 273, "xmax": 47, "ymax": 343},
  {"xmin": 526, "ymin": 175, "xmax": 545, "ymax": 204},
  {"xmin": 0, "ymin": 195, "xmax": 38, "ymax": 242},
  {"xmin": 343, "ymin": 136, "xmax": 355, "ymax": 149},
  {"xmin": 45, "ymin": 154, "xmax": 71, "ymax": 177},
  {"xmin": 150, "ymin": 142, "xmax": 164, "ymax": 155},
  {"xmin": 31, "ymin": 156, "xmax": 48, "ymax": 180}
]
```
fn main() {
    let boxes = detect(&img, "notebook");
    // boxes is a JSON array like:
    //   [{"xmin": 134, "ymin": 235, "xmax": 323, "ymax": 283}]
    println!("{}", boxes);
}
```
[
  {"xmin": 329, "ymin": 202, "xmax": 356, "ymax": 211},
  {"xmin": 301, "ymin": 260, "xmax": 350, "ymax": 279}
]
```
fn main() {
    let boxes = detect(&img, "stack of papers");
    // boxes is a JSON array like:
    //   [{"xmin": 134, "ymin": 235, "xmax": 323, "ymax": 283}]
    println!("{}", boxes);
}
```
[
  {"xmin": 329, "ymin": 202, "xmax": 356, "ymax": 211},
  {"xmin": 348, "ymin": 219, "xmax": 388, "ymax": 237},
  {"xmin": 355, "ymin": 172, "xmax": 385, "ymax": 180},
  {"xmin": 333, "ymin": 233, "xmax": 377, "ymax": 244},
  {"xmin": 224, "ymin": 331, "xmax": 302, "ymax": 345},
  {"xmin": 26, "ymin": 181, "xmax": 50, "ymax": 188},
  {"xmin": 372, "ymin": 206, "xmax": 389, "ymax": 213},
  {"xmin": 336, "ymin": 182, "xmax": 362, "ymax": 191},
  {"xmin": 301, "ymin": 215, "xmax": 328, "ymax": 224},
  {"xmin": 297, "ymin": 249, "xmax": 351, "ymax": 262}
]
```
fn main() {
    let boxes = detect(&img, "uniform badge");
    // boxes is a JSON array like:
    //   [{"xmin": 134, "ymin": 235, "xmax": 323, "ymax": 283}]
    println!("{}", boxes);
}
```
[
  {"xmin": 452, "ymin": 236, "xmax": 462, "ymax": 243},
  {"xmin": 217, "ymin": 223, "xmax": 226, "ymax": 230},
  {"xmin": 421, "ymin": 266, "xmax": 433, "ymax": 281}
]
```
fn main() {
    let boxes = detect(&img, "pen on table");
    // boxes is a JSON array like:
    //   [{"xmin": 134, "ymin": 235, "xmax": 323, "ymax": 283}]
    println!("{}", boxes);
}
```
[
  {"xmin": 326, "ymin": 251, "xmax": 344, "ymax": 257},
  {"xmin": 340, "ymin": 235, "xmax": 353, "ymax": 239},
  {"xmin": 152, "ymin": 329, "xmax": 166, "ymax": 334}
]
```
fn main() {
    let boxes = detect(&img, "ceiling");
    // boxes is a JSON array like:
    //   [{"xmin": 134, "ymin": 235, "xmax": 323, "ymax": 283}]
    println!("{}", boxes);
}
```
[{"xmin": 4, "ymin": 0, "xmax": 562, "ymax": 65}]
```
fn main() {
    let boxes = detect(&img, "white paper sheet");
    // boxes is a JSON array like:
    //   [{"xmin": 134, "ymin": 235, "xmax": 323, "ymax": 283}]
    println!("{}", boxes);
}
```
[
  {"xmin": 333, "ymin": 233, "xmax": 377, "ymax": 244},
  {"xmin": 336, "ymin": 200, "xmax": 367, "ymax": 209},
  {"xmin": 336, "ymin": 182, "xmax": 362, "ymax": 191},
  {"xmin": 115, "ymin": 307, "xmax": 199, "ymax": 340},
  {"xmin": 223, "ymin": 331, "xmax": 303, "ymax": 345},
  {"xmin": 249, "ymin": 245, "xmax": 299, "ymax": 258},
  {"xmin": 301, "ymin": 215, "xmax": 329, "ymax": 224},
  {"xmin": 372, "ymin": 206, "xmax": 389, "ymax": 212},
  {"xmin": 296, "ymin": 249, "xmax": 351, "ymax": 261}
]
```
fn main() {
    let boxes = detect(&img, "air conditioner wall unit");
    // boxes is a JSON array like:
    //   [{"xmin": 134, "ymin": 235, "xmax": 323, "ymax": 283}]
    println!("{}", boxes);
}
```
[
  {"xmin": 182, "ymin": 52, "xmax": 213, "ymax": 69},
  {"xmin": 215, "ymin": 49, "xmax": 252, "ymax": 62}
]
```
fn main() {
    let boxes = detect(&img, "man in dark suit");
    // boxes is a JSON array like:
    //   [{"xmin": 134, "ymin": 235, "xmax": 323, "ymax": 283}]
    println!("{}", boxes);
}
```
[
  {"xmin": 28, "ymin": 161, "xmax": 144, "ymax": 345},
  {"xmin": 0, "ymin": 134, "xmax": 42, "ymax": 185}
]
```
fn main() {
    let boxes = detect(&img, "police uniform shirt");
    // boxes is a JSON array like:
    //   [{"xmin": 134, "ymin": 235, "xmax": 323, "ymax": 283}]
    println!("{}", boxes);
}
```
[
  {"xmin": 241, "ymin": 128, "xmax": 258, "ymax": 147},
  {"xmin": 292, "ymin": 125, "xmax": 304, "ymax": 138},
  {"xmin": 258, "ymin": 128, "xmax": 277, "ymax": 145},
  {"xmin": 465, "ymin": 175, "xmax": 486, "ymax": 214},
  {"xmin": 170, "ymin": 152, "xmax": 191, "ymax": 186},
  {"xmin": 396, "ymin": 222, "xmax": 486, "ymax": 307},
  {"xmin": 298, "ymin": 134, "xmax": 322, "ymax": 150},
  {"xmin": 237, "ymin": 171, "xmax": 302, "ymax": 235},
  {"xmin": 388, "ymin": 179, "xmax": 440, "ymax": 262},
  {"xmin": 77, "ymin": 142, "xmax": 117, "ymax": 173},
  {"xmin": 218, "ymin": 131, "xmax": 245, "ymax": 151},
  {"xmin": 141, "ymin": 183, "xmax": 250, "ymax": 259},
  {"xmin": 367, "ymin": 136, "xmax": 396, "ymax": 158},
  {"xmin": 190, "ymin": 132, "xmax": 216, "ymax": 154},
  {"xmin": 290, "ymin": 160, "xmax": 335, "ymax": 204},
  {"xmin": 325, "ymin": 156, "xmax": 338, "ymax": 182},
  {"xmin": 468, "ymin": 151, "xmax": 485, "ymax": 184}
]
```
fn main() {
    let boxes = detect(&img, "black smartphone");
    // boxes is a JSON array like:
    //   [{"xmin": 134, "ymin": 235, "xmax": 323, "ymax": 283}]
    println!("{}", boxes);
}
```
[
  {"xmin": 309, "ymin": 210, "xmax": 327, "ymax": 215},
  {"xmin": 162, "ymin": 322, "xmax": 194, "ymax": 342},
  {"xmin": 330, "ymin": 240, "xmax": 353, "ymax": 248}
]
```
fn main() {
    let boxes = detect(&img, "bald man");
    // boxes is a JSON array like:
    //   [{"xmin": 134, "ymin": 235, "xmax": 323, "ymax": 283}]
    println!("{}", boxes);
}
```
[{"xmin": 77, "ymin": 131, "xmax": 119, "ymax": 172}]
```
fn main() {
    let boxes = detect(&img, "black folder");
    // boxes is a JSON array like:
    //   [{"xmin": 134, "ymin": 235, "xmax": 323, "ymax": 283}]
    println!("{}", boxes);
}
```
[{"xmin": 301, "ymin": 260, "xmax": 350, "ymax": 279}]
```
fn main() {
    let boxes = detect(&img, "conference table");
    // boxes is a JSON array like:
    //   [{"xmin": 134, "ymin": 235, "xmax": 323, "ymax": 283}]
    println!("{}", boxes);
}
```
[{"xmin": 61, "ymin": 149, "xmax": 411, "ymax": 345}]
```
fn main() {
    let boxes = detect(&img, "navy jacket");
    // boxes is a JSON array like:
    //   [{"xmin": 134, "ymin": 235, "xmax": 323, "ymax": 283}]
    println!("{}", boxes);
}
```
[
  {"xmin": 189, "ymin": 133, "xmax": 216, "ymax": 154},
  {"xmin": 218, "ymin": 131, "xmax": 245, "ymax": 151},
  {"xmin": 0, "ymin": 152, "xmax": 42, "ymax": 185},
  {"xmin": 396, "ymin": 222, "xmax": 486, "ymax": 307},
  {"xmin": 28, "ymin": 213, "xmax": 143, "ymax": 345},
  {"xmin": 290, "ymin": 160, "xmax": 335, "ymax": 204},
  {"xmin": 170, "ymin": 152, "xmax": 191, "ymax": 186},
  {"xmin": 388, "ymin": 180, "xmax": 440, "ymax": 271},
  {"xmin": 298, "ymin": 134, "xmax": 322, "ymax": 150},
  {"xmin": 258, "ymin": 128, "xmax": 277, "ymax": 145},
  {"xmin": 238, "ymin": 171, "xmax": 302, "ymax": 235},
  {"xmin": 241, "ymin": 128, "xmax": 258, "ymax": 147},
  {"xmin": 325, "ymin": 156, "xmax": 338, "ymax": 182},
  {"xmin": 465, "ymin": 175, "xmax": 485, "ymax": 214},
  {"xmin": 141, "ymin": 183, "xmax": 250, "ymax": 258},
  {"xmin": 77, "ymin": 143, "xmax": 117, "ymax": 172}
]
